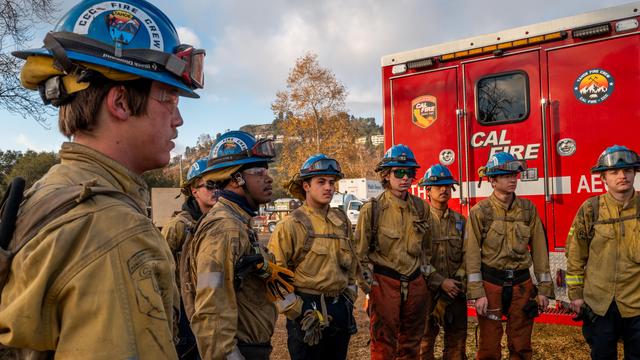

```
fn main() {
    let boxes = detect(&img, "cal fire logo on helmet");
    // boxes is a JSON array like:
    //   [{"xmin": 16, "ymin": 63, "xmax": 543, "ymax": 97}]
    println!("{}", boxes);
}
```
[
  {"xmin": 212, "ymin": 137, "xmax": 248, "ymax": 156},
  {"xmin": 107, "ymin": 10, "xmax": 141, "ymax": 45},
  {"xmin": 574, "ymin": 69, "xmax": 614, "ymax": 104},
  {"xmin": 411, "ymin": 95, "xmax": 437, "ymax": 129}
]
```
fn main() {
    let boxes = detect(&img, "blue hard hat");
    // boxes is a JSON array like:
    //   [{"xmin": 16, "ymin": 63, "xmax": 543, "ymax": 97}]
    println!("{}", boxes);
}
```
[
  {"xmin": 419, "ymin": 164, "xmax": 458, "ymax": 187},
  {"xmin": 376, "ymin": 144, "xmax": 419, "ymax": 171},
  {"xmin": 204, "ymin": 131, "xmax": 275, "ymax": 173},
  {"xmin": 13, "ymin": 0, "xmax": 203, "ymax": 97},
  {"xmin": 299, "ymin": 154, "xmax": 344, "ymax": 180},
  {"xmin": 483, "ymin": 152, "xmax": 527, "ymax": 177},
  {"xmin": 186, "ymin": 158, "xmax": 209, "ymax": 184},
  {"xmin": 591, "ymin": 145, "xmax": 640, "ymax": 173}
]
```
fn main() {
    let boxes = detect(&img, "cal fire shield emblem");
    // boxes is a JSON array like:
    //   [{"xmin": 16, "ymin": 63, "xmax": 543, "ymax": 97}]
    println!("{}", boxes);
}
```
[
  {"xmin": 411, "ymin": 95, "xmax": 437, "ymax": 129},
  {"xmin": 574, "ymin": 69, "xmax": 614, "ymax": 104}
]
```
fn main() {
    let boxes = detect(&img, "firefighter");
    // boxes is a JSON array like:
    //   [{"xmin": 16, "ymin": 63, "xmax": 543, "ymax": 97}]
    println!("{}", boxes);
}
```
[
  {"xmin": 355, "ymin": 144, "xmax": 433, "ymax": 360},
  {"xmin": 269, "ymin": 154, "xmax": 359, "ymax": 360},
  {"xmin": 161, "ymin": 157, "xmax": 217, "ymax": 358},
  {"xmin": 465, "ymin": 152, "xmax": 552, "ymax": 359},
  {"xmin": 566, "ymin": 145, "xmax": 640, "ymax": 359},
  {"xmin": 182, "ymin": 130, "xmax": 295, "ymax": 359},
  {"xmin": 418, "ymin": 164, "xmax": 467, "ymax": 360},
  {"xmin": 0, "ymin": 0, "xmax": 202, "ymax": 357}
]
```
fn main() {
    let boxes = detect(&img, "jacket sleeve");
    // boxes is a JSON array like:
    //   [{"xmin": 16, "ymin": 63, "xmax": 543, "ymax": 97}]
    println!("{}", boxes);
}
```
[
  {"xmin": 565, "ymin": 202, "xmax": 590, "ymax": 300},
  {"xmin": 161, "ymin": 217, "xmax": 186, "ymax": 255},
  {"xmin": 355, "ymin": 202, "xmax": 373, "ymax": 269},
  {"xmin": 267, "ymin": 219, "xmax": 297, "ymax": 269},
  {"xmin": 190, "ymin": 225, "xmax": 241, "ymax": 359},
  {"xmin": 57, "ymin": 228, "xmax": 179, "ymax": 359},
  {"xmin": 420, "ymin": 202, "xmax": 437, "ymax": 281},
  {"xmin": 465, "ymin": 208, "xmax": 485, "ymax": 299},
  {"xmin": 528, "ymin": 205, "xmax": 553, "ymax": 297}
]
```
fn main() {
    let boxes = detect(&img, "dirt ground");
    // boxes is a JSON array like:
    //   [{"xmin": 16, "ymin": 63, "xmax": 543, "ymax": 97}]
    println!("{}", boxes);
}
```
[{"xmin": 269, "ymin": 290, "xmax": 604, "ymax": 360}]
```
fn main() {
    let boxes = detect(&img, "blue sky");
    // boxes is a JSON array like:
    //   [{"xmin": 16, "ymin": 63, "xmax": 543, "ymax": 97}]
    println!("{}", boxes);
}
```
[{"xmin": 0, "ymin": 0, "xmax": 631, "ymax": 154}]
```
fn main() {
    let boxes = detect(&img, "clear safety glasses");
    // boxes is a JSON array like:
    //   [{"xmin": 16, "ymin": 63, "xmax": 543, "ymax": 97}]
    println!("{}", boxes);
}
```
[
  {"xmin": 243, "ymin": 167, "xmax": 270, "ymax": 177},
  {"xmin": 598, "ymin": 150, "xmax": 639, "ymax": 168},
  {"xmin": 301, "ymin": 158, "xmax": 342, "ymax": 175},
  {"xmin": 149, "ymin": 86, "xmax": 180, "ymax": 112},
  {"xmin": 175, "ymin": 45, "xmax": 206, "ymax": 89}
]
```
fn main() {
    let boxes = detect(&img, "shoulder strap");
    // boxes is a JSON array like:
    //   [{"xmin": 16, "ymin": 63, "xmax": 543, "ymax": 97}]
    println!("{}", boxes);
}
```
[
  {"xmin": 478, "ymin": 200, "xmax": 494, "ymax": 244},
  {"xmin": 330, "ymin": 207, "xmax": 350, "ymax": 238},
  {"xmin": 290, "ymin": 208, "xmax": 315, "ymax": 268},
  {"xmin": 412, "ymin": 195, "xmax": 426, "ymax": 219},
  {"xmin": 587, "ymin": 195, "xmax": 600, "ymax": 239},
  {"xmin": 11, "ymin": 183, "xmax": 143, "ymax": 255},
  {"xmin": 368, "ymin": 193, "xmax": 384, "ymax": 253}
]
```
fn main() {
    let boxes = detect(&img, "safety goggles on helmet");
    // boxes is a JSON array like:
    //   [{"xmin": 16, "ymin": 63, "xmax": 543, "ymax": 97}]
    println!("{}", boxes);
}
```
[
  {"xmin": 301, "ymin": 158, "xmax": 342, "ymax": 175},
  {"xmin": 251, "ymin": 139, "xmax": 276, "ymax": 158},
  {"xmin": 36, "ymin": 32, "xmax": 206, "ymax": 91},
  {"xmin": 597, "ymin": 150, "xmax": 639, "ymax": 168},
  {"xmin": 382, "ymin": 154, "xmax": 409, "ymax": 164},
  {"xmin": 175, "ymin": 45, "xmax": 205, "ymax": 89},
  {"xmin": 392, "ymin": 169, "xmax": 417, "ymax": 179},
  {"xmin": 426, "ymin": 175, "xmax": 453, "ymax": 182},
  {"xmin": 491, "ymin": 160, "xmax": 527, "ymax": 173}
]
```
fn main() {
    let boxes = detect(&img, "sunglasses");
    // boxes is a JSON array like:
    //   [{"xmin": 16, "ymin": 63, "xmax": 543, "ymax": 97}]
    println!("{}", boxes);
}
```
[
  {"xmin": 392, "ymin": 169, "xmax": 416, "ymax": 179},
  {"xmin": 195, "ymin": 182, "xmax": 216, "ymax": 191}
]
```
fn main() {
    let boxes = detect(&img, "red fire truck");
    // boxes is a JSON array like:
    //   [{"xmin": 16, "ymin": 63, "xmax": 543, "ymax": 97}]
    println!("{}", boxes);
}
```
[{"xmin": 381, "ymin": 2, "xmax": 640, "ymax": 323}]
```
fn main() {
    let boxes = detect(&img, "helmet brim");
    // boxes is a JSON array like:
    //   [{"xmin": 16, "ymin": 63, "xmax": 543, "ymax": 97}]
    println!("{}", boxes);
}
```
[{"xmin": 13, "ymin": 47, "xmax": 199, "ymax": 98}]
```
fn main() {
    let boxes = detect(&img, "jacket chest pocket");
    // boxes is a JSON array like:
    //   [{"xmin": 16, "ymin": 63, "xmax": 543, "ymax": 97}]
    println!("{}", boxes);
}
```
[
  {"xmin": 407, "ymin": 219, "xmax": 428, "ymax": 257},
  {"xmin": 377, "ymin": 226, "xmax": 401, "ymax": 256},
  {"xmin": 338, "ymin": 238, "xmax": 354, "ymax": 272},
  {"xmin": 590, "ymin": 223, "xmax": 615, "ymax": 256},
  {"xmin": 448, "ymin": 235, "xmax": 464, "ymax": 263},
  {"xmin": 626, "ymin": 220, "xmax": 640, "ymax": 263},
  {"xmin": 298, "ymin": 241, "xmax": 330, "ymax": 277},
  {"xmin": 511, "ymin": 222, "xmax": 531, "ymax": 259},
  {"xmin": 484, "ymin": 221, "xmax": 506, "ymax": 253}
]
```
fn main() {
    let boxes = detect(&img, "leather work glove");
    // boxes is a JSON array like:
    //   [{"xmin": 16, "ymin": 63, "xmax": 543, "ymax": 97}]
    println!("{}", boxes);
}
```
[
  {"xmin": 358, "ymin": 267, "xmax": 374, "ymax": 295},
  {"xmin": 431, "ymin": 297, "xmax": 449, "ymax": 326},
  {"xmin": 255, "ymin": 260, "xmax": 295, "ymax": 302},
  {"xmin": 300, "ymin": 309, "xmax": 332, "ymax": 346}
]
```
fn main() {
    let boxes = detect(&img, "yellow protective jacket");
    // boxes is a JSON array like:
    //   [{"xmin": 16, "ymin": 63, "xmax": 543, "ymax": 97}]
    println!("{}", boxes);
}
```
[
  {"xmin": 162, "ymin": 209, "xmax": 195, "ymax": 290},
  {"xmin": 427, "ymin": 207, "xmax": 466, "ymax": 290},
  {"xmin": 355, "ymin": 190, "xmax": 433, "ymax": 278},
  {"xmin": 268, "ymin": 204, "xmax": 358, "ymax": 296},
  {"xmin": 188, "ymin": 197, "xmax": 276, "ymax": 359},
  {"xmin": 0, "ymin": 142, "xmax": 179, "ymax": 359},
  {"xmin": 566, "ymin": 192, "xmax": 640, "ymax": 317},
  {"xmin": 465, "ymin": 193, "xmax": 552, "ymax": 299}
]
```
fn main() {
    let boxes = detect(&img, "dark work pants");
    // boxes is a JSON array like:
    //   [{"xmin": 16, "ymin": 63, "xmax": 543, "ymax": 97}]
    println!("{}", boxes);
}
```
[
  {"xmin": 582, "ymin": 302, "xmax": 640, "ymax": 360},
  {"xmin": 286, "ymin": 292, "xmax": 356, "ymax": 360},
  {"xmin": 176, "ymin": 300, "xmax": 200, "ymax": 359},
  {"xmin": 237, "ymin": 342, "xmax": 272, "ymax": 360}
]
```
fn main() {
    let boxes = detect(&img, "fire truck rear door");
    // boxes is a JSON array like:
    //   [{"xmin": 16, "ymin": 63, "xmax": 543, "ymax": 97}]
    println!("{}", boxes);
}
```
[
  {"xmin": 462, "ymin": 50, "xmax": 548, "ymax": 223},
  {"xmin": 546, "ymin": 32, "xmax": 640, "ymax": 250},
  {"xmin": 389, "ymin": 67, "xmax": 462, "ymax": 211}
]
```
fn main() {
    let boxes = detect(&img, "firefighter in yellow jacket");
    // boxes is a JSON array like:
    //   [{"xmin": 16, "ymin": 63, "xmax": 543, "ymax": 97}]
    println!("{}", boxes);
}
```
[
  {"xmin": 182, "ymin": 131, "xmax": 295, "ymax": 359},
  {"xmin": 566, "ymin": 145, "xmax": 640, "ymax": 359},
  {"xmin": 0, "ymin": 0, "xmax": 203, "ymax": 357},
  {"xmin": 269, "ymin": 154, "xmax": 359, "ymax": 360},
  {"xmin": 356, "ymin": 144, "xmax": 433, "ymax": 360},
  {"xmin": 418, "ymin": 164, "xmax": 467, "ymax": 360},
  {"xmin": 466, "ymin": 152, "xmax": 552, "ymax": 359},
  {"xmin": 162, "ymin": 157, "xmax": 217, "ymax": 359}
]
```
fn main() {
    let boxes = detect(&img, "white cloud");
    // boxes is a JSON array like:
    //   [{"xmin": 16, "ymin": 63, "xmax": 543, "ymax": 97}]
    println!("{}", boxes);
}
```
[
  {"xmin": 177, "ymin": 26, "xmax": 202, "ymax": 47},
  {"xmin": 16, "ymin": 134, "xmax": 42, "ymax": 151}
]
